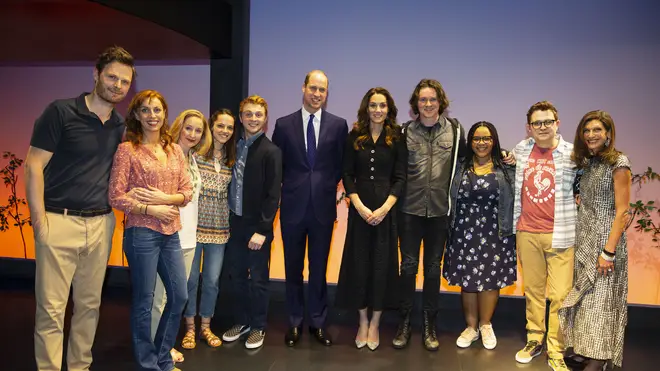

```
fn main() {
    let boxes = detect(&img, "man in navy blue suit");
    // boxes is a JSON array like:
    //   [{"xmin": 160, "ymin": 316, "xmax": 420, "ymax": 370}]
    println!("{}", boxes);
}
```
[{"xmin": 272, "ymin": 70, "xmax": 348, "ymax": 347}]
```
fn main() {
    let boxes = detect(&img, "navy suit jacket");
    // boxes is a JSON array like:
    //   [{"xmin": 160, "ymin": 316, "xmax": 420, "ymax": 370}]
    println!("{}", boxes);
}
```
[{"xmin": 272, "ymin": 109, "xmax": 348, "ymax": 225}]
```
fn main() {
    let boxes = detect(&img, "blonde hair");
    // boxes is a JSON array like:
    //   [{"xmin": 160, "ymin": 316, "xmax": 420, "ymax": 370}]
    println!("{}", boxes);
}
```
[{"xmin": 169, "ymin": 109, "xmax": 212, "ymax": 156}]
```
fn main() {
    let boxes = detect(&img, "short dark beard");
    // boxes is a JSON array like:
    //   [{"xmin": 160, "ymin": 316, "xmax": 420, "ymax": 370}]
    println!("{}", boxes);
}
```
[{"xmin": 95, "ymin": 80, "xmax": 124, "ymax": 105}]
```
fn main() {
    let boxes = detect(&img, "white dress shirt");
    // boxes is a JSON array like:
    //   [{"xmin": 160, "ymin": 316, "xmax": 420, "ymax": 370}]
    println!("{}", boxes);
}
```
[{"xmin": 301, "ymin": 106, "xmax": 321, "ymax": 150}]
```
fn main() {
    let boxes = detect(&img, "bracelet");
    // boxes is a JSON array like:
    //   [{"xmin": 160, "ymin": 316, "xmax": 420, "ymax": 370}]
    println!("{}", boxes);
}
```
[
  {"xmin": 602, "ymin": 249, "xmax": 615, "ymax": 257},
  {"xmin": 145, "ymin": 205, "xmax": 149, "ymax": 215},
  {"xmin": 600, "ymin": 251, "xmax": 615, "ymax": 262}
]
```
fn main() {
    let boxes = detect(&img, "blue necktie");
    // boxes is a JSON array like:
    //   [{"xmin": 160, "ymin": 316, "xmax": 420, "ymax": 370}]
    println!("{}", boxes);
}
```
[{"xmin": 307, "ymin": 114, "xmax": 316, "ymax": 167}]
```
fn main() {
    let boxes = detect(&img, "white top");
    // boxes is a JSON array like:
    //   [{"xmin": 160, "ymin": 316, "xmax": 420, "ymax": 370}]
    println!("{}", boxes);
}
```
[
  {"xmin": 178, "ymin": 155, "xmax": 202, "ymax": 249},
  {"xmin": 301, "ymin": 106, "xmax": 321, "ymax": 150}
]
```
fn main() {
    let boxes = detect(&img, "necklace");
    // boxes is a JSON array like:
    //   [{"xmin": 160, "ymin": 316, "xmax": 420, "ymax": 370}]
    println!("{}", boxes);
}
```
[{"xmin": 473, "ymin": 157, "xmax": 494, "ymax": 175}]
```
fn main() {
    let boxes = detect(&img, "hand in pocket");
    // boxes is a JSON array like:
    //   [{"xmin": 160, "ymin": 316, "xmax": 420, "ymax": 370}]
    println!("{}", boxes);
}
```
[{"xmin": 33, "ymin": 215, "xmax": 49, "ymax": 244}]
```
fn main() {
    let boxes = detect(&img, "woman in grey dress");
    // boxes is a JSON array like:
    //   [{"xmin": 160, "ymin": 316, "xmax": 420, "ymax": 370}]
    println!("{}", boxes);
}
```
[{"xmin": 559, "ymin": 110, "xmax": 631, "ymax": 370}]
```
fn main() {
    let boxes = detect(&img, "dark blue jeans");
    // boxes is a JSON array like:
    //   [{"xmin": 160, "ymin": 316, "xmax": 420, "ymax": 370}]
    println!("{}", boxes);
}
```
[
  {"xmin": 123, "ymin": 227, "xmax": 188, "ymax": 371},
  {"xmin": 184, "ymin": 242, "xmax": 226, "ymax": 318},
  {"xmin": 226, "ymin": 213, "xmax": 272, "ymax": 331}
]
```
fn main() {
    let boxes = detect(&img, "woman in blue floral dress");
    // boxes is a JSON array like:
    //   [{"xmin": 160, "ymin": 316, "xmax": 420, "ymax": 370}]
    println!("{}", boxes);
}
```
[{"xmin": 443, "ymin": 121, "xmax": 516, "ymax": 350}]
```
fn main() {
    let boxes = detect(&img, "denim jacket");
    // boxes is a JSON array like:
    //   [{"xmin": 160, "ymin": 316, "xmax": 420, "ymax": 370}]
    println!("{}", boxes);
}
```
[{"xmin": 449, "ymin": 159, "xmax": 516, "ymax": 238}]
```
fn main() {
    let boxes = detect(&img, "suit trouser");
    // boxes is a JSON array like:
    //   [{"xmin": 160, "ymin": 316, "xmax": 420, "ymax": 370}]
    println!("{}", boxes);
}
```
[
  {"xmin": 281, "ymin": 204, "xmax": 334, "ymax": 329},
  {"xmin": 34, "ymin": 211, "xmax": 115, "ymax": 371},
  {"xmin": 517, "ymin": 231, "xmax": 574, "ymax": 359}
]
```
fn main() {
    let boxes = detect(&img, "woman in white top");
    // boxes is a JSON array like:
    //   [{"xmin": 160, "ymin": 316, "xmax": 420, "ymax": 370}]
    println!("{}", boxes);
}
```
[{"xmin": 150, "ymin": 109, "xmax": 211, "ymax": 363}]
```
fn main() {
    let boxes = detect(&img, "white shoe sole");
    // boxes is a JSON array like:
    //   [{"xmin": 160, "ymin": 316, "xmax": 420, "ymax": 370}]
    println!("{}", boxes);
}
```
[
  {"xmin": 456, "ymin": 335, "xmax": 479, "ymax": 348},
  {"xmin": 245, "ymin": 338, "xmax": 264, "ymax": 349},
  {"xmin": 482, "ymin": 339, "xmax": 497, "ymax": 350},
  {"xmin": 222, "ymin": 327, "xmax": 251, "ymax": 342},
  {"xmin": 515, "ymin": 350, "xmax": 541, "ymax": 363}
]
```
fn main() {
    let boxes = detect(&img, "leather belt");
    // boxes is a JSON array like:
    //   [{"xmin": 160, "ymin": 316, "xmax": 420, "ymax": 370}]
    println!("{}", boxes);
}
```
[{"xmin": 45, "ymin": 206, "xmax": 113, "ymax": 218}]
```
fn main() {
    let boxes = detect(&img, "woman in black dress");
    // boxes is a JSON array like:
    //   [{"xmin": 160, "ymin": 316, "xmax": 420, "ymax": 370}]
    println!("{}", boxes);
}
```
[
  {"xmin": 336, "ymin": 87, "xmax": 407, "ymax": 351},
  {"xmin": 443, "ymin": 121, "xmax": 516, "ymax": 350}
]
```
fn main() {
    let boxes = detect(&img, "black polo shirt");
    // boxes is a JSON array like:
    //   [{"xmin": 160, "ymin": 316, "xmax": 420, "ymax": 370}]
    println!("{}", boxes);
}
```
[{"xmin": 30, "ymin": 93, "xmax": 125, "ymax": 210}]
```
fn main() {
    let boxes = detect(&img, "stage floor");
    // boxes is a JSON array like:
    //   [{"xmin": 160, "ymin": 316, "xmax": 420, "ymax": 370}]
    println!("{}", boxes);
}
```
[{"xmin": 2, "ymin": 279, "xmax": 656, "ymax": 371}]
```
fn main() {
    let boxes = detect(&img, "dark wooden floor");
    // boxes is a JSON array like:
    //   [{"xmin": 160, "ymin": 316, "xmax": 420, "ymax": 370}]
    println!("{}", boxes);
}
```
[{"xmin": 1, "ymin": 276, "xmax": 657, "ymax": 371}]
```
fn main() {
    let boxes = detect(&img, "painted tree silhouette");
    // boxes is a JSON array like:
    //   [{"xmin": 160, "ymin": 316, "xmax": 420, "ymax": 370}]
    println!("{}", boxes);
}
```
[
  {"xmin": 0, "ymin": 152, "xmax": 32, "ymax": 257},
  {"xmin": 627, "ymin": 167, "xmax": 660, "ymax": 246}
]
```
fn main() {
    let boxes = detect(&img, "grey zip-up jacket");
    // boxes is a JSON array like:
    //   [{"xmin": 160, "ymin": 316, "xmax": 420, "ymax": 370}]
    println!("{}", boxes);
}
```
[{"xmin": 398, "ymin": 117, "xmax": 467, "ymax": 218}]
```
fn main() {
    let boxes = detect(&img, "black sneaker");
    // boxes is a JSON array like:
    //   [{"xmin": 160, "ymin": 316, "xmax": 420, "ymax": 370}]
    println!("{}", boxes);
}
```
[{"xmin": 222, "ymin": 324, "xmax": 251, "ymax": 342}]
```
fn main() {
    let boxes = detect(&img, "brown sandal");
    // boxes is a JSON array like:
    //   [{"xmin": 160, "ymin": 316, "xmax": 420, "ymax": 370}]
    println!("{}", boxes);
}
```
[
  {"xmin": 181, "ymin": 330, "xmax": 196, "ymax": 349},
  {"xmin": 200, "ymin": 327, "xmax": 222, "ymax": 348}
]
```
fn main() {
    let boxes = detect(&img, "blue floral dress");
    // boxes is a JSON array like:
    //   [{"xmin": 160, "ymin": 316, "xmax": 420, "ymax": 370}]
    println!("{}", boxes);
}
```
[{"xmin": 443, "ymin": 171, "xmax": 517, "ymax": 291}]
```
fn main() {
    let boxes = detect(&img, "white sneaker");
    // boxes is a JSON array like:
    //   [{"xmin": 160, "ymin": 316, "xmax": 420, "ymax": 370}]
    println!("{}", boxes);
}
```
[
  {"xmin": 479, "ymin": 323, "xmax": 497, "ymax": 349},
  {"xmin": 456, "ymin": 327, "xmax": 479, "ymax": 348}
]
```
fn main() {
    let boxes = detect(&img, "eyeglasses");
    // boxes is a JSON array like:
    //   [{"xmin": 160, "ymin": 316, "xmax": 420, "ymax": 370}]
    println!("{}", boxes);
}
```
[
  {"xmin": 529, "ymin": 119, "xmax": 556, "ymax": 129},
  {"xmin": 472, "ymin": 136, "xmax": 493, "ymax": 144}
]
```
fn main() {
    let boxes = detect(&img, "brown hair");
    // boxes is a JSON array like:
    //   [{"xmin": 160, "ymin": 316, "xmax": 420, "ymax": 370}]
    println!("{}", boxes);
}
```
[
  {"xmin": 526, "ymin": 100, "xmax": 559, "ymax": 125},
  {"xmin": 572, "ymin": 110, "xmax": 622, "ymax": 169},
  {"xmin": 352, "ymin": 87, "xmax": 399, "ymax": 149},
  {"xmin": 409, "ymin": 79, "xmax": 450, "ymax": 116},
  {"xmin": 95, "ymin": 46, "xmax": 136, "ymax": 79},
  {"xmin": 206, "ymin": 108, "xmax": 237, "ymax": 168},
  {"xmin": 169, "ymin": 109, "xmax": 212, "ymax": 157},
  {"xmin": 125, "ymin": 90, "xmax": 173, "ymax": 151}
]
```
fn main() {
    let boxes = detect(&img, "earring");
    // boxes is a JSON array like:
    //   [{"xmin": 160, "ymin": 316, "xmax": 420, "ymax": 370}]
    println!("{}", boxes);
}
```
[{"xmin": 605, "ymin": 137, "xmax": 611, "ymax": 147}]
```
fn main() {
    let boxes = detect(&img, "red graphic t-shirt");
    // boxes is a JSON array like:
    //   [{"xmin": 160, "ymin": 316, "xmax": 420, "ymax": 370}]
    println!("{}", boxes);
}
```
[{"xmin": 517, "ymin": 144, "xmax": 556, "ymax": 233}]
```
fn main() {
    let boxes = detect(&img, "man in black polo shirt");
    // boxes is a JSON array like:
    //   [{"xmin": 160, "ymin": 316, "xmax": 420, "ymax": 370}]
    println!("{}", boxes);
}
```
[{"xmin": 25, "ymin": 46, "xmax": 135, "ymax": 371}]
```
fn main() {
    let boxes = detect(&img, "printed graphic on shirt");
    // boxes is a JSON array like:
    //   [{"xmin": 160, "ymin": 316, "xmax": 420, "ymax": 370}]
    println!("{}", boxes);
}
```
[{"xmin": 523, "ymin": 157, "xmax": 555, "ymax": 204}]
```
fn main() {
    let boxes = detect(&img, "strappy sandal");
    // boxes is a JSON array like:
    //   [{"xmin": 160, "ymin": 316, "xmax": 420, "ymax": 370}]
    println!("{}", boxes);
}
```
[
  {"xmin": 181, "ymin": 330, "xmax": 196, "ymax": 349},
  {"xmin": 170, "ymin": 348, "xmax": 184, "ymax": 363},
  {"xmin": 200, "ymin": 327, "xmax": 222, "ymax": 348}
]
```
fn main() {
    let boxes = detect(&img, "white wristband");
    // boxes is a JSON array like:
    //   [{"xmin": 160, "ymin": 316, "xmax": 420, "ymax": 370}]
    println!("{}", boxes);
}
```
[{"xmin": 600, "ymin": 251, "xmax": 615, "ymax": 262}]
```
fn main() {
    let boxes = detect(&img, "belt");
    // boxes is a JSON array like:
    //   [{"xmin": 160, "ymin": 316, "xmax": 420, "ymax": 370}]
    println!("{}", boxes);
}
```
[{"xmin": 45, "ymin": 206, "xmax": 113, "ymax": 217}]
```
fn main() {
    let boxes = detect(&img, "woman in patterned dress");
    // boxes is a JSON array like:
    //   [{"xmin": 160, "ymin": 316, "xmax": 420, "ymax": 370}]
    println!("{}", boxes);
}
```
[
  {"xmin": 559, "ymin": 110, "xmax": 631, "ymax": 370},
  {"xmin": 443, "ymin": 121, "xmax": 516, "ymax": 350},
  {"xmin": 150, "ymin": 109, "xmax": 211, "ymax": 363},
  {"xmin": 181, "ymin": 109, "xmax": 236, "ymax": 350}
]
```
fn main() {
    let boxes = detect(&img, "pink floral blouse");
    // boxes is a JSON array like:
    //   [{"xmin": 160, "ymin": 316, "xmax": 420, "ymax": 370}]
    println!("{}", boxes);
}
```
[{"xmin": 109, "ymin": 142, "xmax": 193, "ymax": 235}]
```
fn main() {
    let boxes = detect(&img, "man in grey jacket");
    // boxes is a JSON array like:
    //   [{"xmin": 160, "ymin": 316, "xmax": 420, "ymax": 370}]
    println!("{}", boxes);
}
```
[
  {"xmin": 393, "ymin": 79, "xmax": 467, "ymax": 351},
  {"xmin": 393, "ymin": 79, "xmax": 513, "ymax": 351}
]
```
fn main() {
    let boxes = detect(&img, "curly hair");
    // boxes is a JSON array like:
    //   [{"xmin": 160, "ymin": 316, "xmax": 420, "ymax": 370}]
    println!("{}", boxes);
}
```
[
  {"xmin": 125, "ymin": 90, "xmax": 173, "ymax": 151},
  {"xmin": 352, "ymin": 87, "xmax": 400, "ymax": 149}
]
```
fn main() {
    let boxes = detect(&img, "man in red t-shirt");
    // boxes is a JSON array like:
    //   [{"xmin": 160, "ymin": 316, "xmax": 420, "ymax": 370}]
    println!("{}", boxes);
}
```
[{"xmin": 512, "ymin": 101, "xmax": 577, "ymax": 371}]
